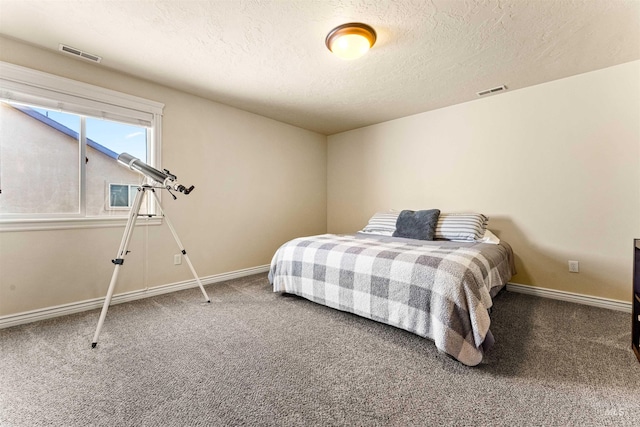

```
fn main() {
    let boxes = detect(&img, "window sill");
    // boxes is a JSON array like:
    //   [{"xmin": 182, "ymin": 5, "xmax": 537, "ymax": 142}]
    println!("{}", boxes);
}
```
[{"xmin": 0, "ymin": 216, "xmax": 162, "ymax": 232}]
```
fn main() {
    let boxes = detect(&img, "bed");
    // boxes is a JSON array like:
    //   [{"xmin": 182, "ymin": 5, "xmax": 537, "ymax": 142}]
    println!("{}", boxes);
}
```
[{"xmin": 268, "ymin": 212, "xmax": 515, "ymax": 366}]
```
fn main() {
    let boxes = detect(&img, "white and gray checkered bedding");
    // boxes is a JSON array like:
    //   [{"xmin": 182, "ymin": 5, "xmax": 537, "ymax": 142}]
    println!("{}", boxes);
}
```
[{"xmin": 268, "ymin": 233, "xmax": 515, "ymax": 366}]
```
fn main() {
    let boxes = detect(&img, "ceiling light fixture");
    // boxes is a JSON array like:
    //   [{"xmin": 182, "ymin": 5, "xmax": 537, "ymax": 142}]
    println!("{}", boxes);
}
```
[{"xmin": 325, "ymin": 22, "xmax": 377, "ymax": 60}]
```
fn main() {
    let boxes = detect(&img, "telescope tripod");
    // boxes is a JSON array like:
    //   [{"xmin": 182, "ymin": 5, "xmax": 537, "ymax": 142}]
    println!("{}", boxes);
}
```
[{"xmin": 91, "ymin": 184, "xmax": 210, "ymax": 348}]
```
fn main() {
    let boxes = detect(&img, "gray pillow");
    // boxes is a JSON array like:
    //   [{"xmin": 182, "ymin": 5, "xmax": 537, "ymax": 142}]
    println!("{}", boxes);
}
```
[{"xmin": 393, "ymin": 209, "xmax": 441, "ymax": 240}]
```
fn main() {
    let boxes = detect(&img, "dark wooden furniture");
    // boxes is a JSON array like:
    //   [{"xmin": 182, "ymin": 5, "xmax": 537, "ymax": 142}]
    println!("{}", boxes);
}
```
[{"xmin": 633, "ymin": 239, "xmax": 640, "ymax": 362}]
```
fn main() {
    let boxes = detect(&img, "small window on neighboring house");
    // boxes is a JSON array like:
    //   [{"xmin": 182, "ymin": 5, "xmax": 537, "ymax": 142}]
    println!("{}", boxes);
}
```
[
  {"xmin": 0, "ymin": 62, "xmax": 164, "ymax": 230},
  {"xmin": 108, "ymin": 184, "xmax": 139, "ymax": 209}
]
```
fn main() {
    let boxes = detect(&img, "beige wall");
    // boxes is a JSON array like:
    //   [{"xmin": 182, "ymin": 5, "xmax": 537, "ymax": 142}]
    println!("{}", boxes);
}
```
[
  {"xmin": 1, "ymin": 33, "xmax": 637, "ymax": 318},
  {"xmin": 0, "ymin": 37, "xmax": 327, "ymax": 316},
  {"xmin": 328, "ymin": 60, "xmax": 640, "ymax": 302}
]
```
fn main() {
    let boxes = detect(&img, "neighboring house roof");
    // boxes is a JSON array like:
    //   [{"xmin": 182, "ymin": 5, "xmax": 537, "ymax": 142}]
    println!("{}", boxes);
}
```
[{"xmin": 12, "ymin": 105, "xmax": 119, "ymax": 160}]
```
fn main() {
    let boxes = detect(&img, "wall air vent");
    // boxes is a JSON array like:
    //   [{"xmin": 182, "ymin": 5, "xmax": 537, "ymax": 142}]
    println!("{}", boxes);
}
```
[
  {"xmin": 58, "ymin": 44, "xmax": 102, "ymax": 63},
  {"xmin": 476, "ymin": 85, "xmax": 507, "ymax": 97}
]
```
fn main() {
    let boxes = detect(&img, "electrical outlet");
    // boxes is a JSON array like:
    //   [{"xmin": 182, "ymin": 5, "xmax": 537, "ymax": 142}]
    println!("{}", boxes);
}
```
[
  {"xmin": 174, "ymin": 254, "xmax": 182, "ymax": 265},
  {"xmin": 568, "ymin": 260, "xmax": 579, "ymax": 273}
]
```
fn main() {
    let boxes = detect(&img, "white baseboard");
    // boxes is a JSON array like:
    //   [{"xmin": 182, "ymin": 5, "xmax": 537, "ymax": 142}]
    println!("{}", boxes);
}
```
[
  {"xmin": 506, "ymin": 282, "xmax": 631, "ymax": 313},
  {"xmin": 3, "ymin": 273, "xmax": 629, "ymax": 329},
  {"xmin": 0, "ymin": 264, "xmax": 271, "ymax": 329}
]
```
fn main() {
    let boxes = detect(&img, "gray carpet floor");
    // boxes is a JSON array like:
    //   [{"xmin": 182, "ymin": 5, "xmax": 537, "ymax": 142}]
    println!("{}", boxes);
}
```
[{"xmin": 1, "ymin": 273, "xmax": 639, "ymax": 426}]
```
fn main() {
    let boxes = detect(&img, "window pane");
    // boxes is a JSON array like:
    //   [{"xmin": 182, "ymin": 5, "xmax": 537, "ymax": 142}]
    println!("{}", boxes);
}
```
[
  {"xmin": 109, "ymin": 184, "xmax": 130, "ymax": 208},
  {"xmin": 0, "ymin": 102, "xmax": 80, "ymax": 214},
  {"xmin": 86, "ymin": 117, "xmax": 147, "ymax": 161},
  {"xmin": 85, "ymin": 117, "xmax": 147, "ymax": 216}
]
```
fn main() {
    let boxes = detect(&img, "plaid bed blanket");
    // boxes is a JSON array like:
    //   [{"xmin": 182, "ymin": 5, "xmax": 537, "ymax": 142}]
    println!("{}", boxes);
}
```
[{"xmin": 268, "ymin": 234, "xmax": 515, "ymax": 366}]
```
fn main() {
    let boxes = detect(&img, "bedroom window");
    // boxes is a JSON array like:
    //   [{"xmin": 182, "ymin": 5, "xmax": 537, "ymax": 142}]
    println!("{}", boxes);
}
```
[{"xmin": 0, "ymin": 62, "xmax": 164, "ymax": 231}]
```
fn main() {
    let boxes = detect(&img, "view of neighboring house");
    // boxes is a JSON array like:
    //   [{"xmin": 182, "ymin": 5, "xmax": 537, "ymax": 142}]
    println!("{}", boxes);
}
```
[{"xmin": 0, "ymin": 102, "xmax": 143, "ymax": 216}]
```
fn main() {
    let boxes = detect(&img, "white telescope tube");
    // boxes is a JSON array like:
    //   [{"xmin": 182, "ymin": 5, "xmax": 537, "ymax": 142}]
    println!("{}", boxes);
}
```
[{"xmin": 117, "ymin": 153, "xmax": 174, "ymax": 186}]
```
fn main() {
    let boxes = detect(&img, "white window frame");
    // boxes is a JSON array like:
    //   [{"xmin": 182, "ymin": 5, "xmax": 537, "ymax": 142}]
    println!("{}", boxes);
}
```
[{"xmin": 0, "ymin": 62, "xmax": 164, "ymax": 231}]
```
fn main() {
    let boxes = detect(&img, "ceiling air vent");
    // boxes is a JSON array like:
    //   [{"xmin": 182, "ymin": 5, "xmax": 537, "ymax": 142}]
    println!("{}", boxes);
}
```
[
  {"xmin": 476, "ymin": 85, "xmax": 507, "ymax": 97},
  {"xmin": 58, "ymin": 44, "xmax": 102, "ymax": 63}
]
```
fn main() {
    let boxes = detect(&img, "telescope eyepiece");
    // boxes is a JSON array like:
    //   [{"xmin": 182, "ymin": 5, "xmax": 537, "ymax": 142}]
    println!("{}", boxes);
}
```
[{"xmin": 175, "ymin": 184, "xmax": 195, "ymax": 195}]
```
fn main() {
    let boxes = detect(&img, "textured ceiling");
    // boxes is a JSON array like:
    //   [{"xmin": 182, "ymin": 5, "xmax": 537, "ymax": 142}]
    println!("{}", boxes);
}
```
[{"xmin": 0, "ymin": 0, "xmax": 638, "ymax": 135}]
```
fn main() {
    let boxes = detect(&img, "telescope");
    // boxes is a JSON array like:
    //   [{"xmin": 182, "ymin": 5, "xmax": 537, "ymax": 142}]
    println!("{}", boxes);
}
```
[
  {"xmin": 117, "ymin": 153, "xmax": 194, "ymax": 196},
  {"xmin": 91, "ymin": 153, "xmax": 210, "ymax": 348}
]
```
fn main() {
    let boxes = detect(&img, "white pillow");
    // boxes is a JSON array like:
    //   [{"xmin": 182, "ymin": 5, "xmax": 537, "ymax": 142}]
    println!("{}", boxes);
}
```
[
  {"xmin": 434, "ymin": 213, "xmax": 489, "ymax": 242},
  {"xmin": 360, "ymin": 211, "xmax": 399, "ymax": 236}
]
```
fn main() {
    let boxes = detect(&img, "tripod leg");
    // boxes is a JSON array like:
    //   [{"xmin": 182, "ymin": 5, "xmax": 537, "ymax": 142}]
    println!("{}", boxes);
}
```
[
  {"xmin": 150, "ymin": 191, "xmax": 211, "ymax": 303},
  {"xmin": 91, "ymin": 265, "xmax": 123, "ymax": 348},
  {"xmin": 91, "ymin": 187, "xmax": 146, "ymax": 347},
  {"xmin": 181, "ymin": 252, "xmax": 211, "ymax": 303}
]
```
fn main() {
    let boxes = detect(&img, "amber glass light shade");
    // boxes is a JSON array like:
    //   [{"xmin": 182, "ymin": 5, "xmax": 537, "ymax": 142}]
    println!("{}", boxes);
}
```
[{"xmin": 325, "ymin": 23, "xmax": 377, "ymax": 60}]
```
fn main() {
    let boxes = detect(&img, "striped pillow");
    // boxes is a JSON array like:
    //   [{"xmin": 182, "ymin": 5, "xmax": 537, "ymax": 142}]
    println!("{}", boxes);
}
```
[
  {"xmin": 435, "ymin": 213, "xmax": 489, "ymax": 242},
  {"xmin": 360, "ymin": 211, "xmax": 400, "ymax": 236}
]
